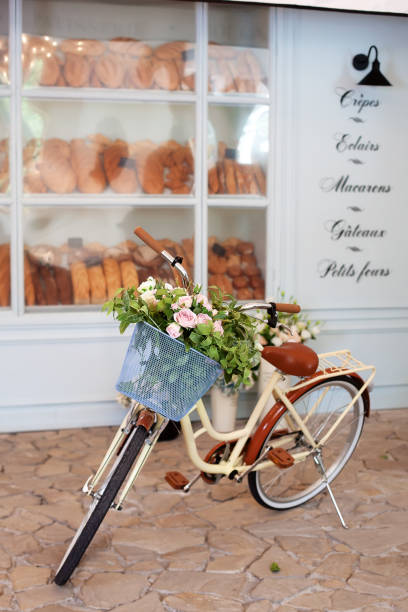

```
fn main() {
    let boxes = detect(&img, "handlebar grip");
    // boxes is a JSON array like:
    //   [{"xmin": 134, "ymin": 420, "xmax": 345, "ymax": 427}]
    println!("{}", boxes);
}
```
[
  {"xmin": 275, "ymin": 303, "xmax": 301, "ymax": 314},
  {"xmin": 134, "ymin": 226, "xmax": 163, "ymax": 253}
]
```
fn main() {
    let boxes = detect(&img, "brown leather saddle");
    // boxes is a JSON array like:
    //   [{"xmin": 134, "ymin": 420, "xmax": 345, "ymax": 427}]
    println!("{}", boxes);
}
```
[{"xmin": 262, "ymin": 342, "xmax": 319, "ymax": 377}]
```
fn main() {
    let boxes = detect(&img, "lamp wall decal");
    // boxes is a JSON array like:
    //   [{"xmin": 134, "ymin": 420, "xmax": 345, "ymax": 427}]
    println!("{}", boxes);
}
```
[{"xmin": 352, "ymin": 45, "xmax": 392, "ymax": 86}]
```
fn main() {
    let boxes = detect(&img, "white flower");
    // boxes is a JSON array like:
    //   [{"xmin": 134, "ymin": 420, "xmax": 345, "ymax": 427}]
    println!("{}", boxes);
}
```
[
  {"xmin": 255, "ymin": 341, "xmax": 264, "ymax": 352},
  {"xmin": 140, "ymin": 290, "xmax": 158, "ymax": 308},
  {"xmin": 164, "ymin": 283, "xmax": 173, "ymax": 291},
  {"xmin": 138, "ymin": 277, "xmax": 156, "ymax": 293},
  {"xmin": 301, "ymin": 329, "xmax": 311, "ymax": 340},
  {"xmin": 311, "ymin": 326, "xmax": 320, "ymax": 336},
  {"xmin": 272, "ymin": 336, "xmax": 283, "ymax": 346},
  {"xmin": 296, "ymin": 321, "xmax": 307, "ymax": 330}
]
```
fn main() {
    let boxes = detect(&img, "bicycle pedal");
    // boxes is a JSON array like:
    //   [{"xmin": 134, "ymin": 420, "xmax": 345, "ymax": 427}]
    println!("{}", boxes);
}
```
[
  {"xmin": 267, "ymin": 448, "xmax": 294, "ymax": 469},
  {"xmin": 165, "ymin": 471, "xmax": 189, "ymax": 490}
]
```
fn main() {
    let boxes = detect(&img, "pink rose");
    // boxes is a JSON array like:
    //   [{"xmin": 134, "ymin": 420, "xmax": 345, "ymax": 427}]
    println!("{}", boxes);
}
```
[
  {"xmin": 196, "ymin": 293, "xmax": 212, "ymax": 310},
  {"xmin": 213, "ymin": 320, "xmax": 224, "ymax": 335},
  {"xmin": 196, "ymin": 313, "xmax": 212, "ymax": 326},
  {"xmin": 166, "ymin": 322, "xmax": 182, "ymax": 339},
  {"xmin": 177, "ymin": 295, "xmax": 193, "ymax": 309},
  {"xmin": 174, "ymin": 308, "xmax": 197, "ymax": 329}
]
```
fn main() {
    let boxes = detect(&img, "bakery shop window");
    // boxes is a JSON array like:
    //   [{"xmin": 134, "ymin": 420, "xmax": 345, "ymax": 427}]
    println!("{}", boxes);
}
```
[
  {"xmin": 0, "ymin": 1, "xmax": 8, "ymax": 87},
  {"xmin": 23, "ymin": 207, "xmax": 194, "ymax": 309},
  {"xmin": 208, "ymin": 3, "xmax": 269, "ymax": 97},
  {"xmin": 207, "ymin": 208, "xmax": 266, "ymax": 301},
  {"xmin": 208, "ymin": 105, "xmax": 268, "ymax": 197},
  {"xmin": 22, "ymin": 0, "xmax": 196, "ymax": 91},
  {"xmin": 0, "ymin": 207, "xmax": 10, "ymax": 308},
  {"xmin": 22, "ymin": 100, "xmax": 195, "ymax": 196},
  {"xmin": 0, "ymin": 100, "xmax": 9, "ymax": 196}
]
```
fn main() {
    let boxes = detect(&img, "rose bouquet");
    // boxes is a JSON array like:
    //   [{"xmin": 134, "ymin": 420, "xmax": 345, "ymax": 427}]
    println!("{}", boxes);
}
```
[
  {"xmin": 258, "ymin": 291, "xmax": 321, "ymax": 347},
  {"xmin": 104, "ymin": 278, "xmax": 261, "ymax": 388}
]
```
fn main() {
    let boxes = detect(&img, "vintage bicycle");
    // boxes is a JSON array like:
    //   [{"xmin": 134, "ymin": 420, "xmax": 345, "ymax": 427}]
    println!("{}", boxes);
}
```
[{"xmin": 54, "ymin": 227, "xmax": 375, "ymax": 585}]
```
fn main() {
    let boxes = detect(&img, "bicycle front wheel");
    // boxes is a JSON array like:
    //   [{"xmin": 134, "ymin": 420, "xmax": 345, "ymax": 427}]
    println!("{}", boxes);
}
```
[
  {"xmin": 54, "ymin": 425, "xmax": 148, "ymax": 586},
  {"xmin": 248, "ymin": 375, "xmax": 367, "ymax": 510}
]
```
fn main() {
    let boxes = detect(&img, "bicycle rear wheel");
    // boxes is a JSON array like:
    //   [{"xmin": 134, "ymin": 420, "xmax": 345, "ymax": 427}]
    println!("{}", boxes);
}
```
[
  {"xmin": 54, "ymin": 425, "xmax": 148, "ymax": 585},
  {"xmin": 248, "ymin": 375, "xmax": 367, "ymax": 510}
]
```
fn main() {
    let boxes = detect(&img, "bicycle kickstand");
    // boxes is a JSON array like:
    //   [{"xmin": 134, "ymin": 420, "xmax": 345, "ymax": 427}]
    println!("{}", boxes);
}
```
[{"xmin": 312, "ymin": 450, "xmax": 349, "ymax": 529}]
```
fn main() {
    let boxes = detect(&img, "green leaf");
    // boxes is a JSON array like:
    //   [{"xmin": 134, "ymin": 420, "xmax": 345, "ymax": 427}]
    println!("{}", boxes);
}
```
[
  {"xmin": 189, "ymin": 332, "xmax": 201, "ymax": 344},
  {"xmin": 270, "ymin": 562, "xmax": 281, "ymax": 573},
  {"xmin": 196, "ymin": 323, "xmax": 212, "ymax": 335},
  {"xmin": 200, "ymin": 336, "xmax": 213, "ymax": 348},
  {"xmin": 208, "ymin": 346, "xmax": 219, "ymax": 361}
]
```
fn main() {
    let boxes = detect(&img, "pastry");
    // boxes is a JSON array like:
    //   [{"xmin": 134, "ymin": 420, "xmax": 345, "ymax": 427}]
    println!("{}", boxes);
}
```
[
  {"xmin": 24, "ymin": 253, "xmax": 36, "ymax": 306},
  {"xmin": 181, "ymin": 238, "xmax": 194, "ymax": 268},
  {"xmin": 54, "ymin": 266, "xmax": 73, "ymax": 305},
  {"xmin": 104, "ymin": 143, "xmax": 139, "ymax": 193},
  {"xmin": 253, "ymin": 288, "xmax": 265, "ymax": 300},
  {"xmin": 29, "ymin": 259, "xmax": 46, "ymax": 306},
  {"xmin": 154, "ymin": 41, "xmax": 191, "ymax": 60},
  {"xmin": 226, "ymin": 265, "xmax": 241, "ymax": 278},
  {"xmin": 224, "ymin": 159, "xmax": 237, "ymax": 194},
  {"xmin": 0, "ymin": 148, "xmax": 9, "ymax": 193},
  {"xmin": 88, "ymin": 133, "xmax": 112, "ymax": 149},
  {"xmin": 64, "ymin": 53, "xmax": 90, "ymax": 87},
  {"xmin": 61, "ymin": 39, "xmax": 105, "ymax": 57},
  {"xmin": 132, "ymin": 244, "xmax": 162, "ymax": 269},
  {"xmin": 236, "ymin": 51, "xmax": 252, "ymax": 93},
  {"xmin": 70, "ymin": 261, "xmax": 90, "ymax": 304},
  {"xmin": 245, "ymin": 265, "xmax": 261, "ymax": 277},
  {"xmin": 208, "ymin": 166, "xmax": 219, "ymax": 194},
  {"xmin": 85, "ymin": 242, "xmax": 106, "ymax": 258},
  {"xmin": 39, "ymin": 265, "xmax": 58, "ymax": 305},
  {"xmin": 237, "ymin": 241, "xmax": 255, "ymax": 256},
  {"xmin": 28, "ymin": 243, "xmax": 60, "ymax": 266},
  {"xmin": 233, "ymin": 276, "xmax": 248, "ymax": 289},
  {"xmin": 218, "ymin": 59, "xmax": 236, "ymax": 92},
  {"xmin": 71, "ymin": 138, "xmax": 106, "ymax": 194},
  {"xmin": 250, "ymin": 276, "xmax": 264, "ymax": 289},
  {"xmin": 216, "ymin": 161, "xmax": 226, "ymax": 194},
  {"xmin": 87, "ymin": 263, "xmax": 107, "ymax": 304},
  {"xmin": 137, "ymin": 151, "xmax": 164, "ymax": 194},
  {"xmin": 56, "ymin": 72, "xmax": 67, "ymax": 87},
  {"xmin": 103, "ymin": 257, "xmax": 122, "ymax": 298},
  {"xmin": 253, "ymin": 164, "xmax": 266, "ymax": 195},
  {"xmin": 0, "ymin": 243, "xmax": 10, "ymax": 307},
  {"xmin": 222, "ymin": 237, "xmax": 240, "ymax": 250},
  {"xmin": 244, "ymin": 50, "xmax": 263, "ymax": 93},
  {"xmin": 241, "ymin": 165, "xmax": 259, "ymax": 194},
  {"xmin": 127, "ymin": 56, "xmax": 154, "ymax": 89},
  {"xmin": 236, "ymin": 287, "xmax": 253, "ymax": 301},
  {"xmin": 120, "ymin": 260, "xmax": 139, "ymax": 289},
  {"xmin": 208, "ymin": 44, "xmax": 237, "ymax": 60},
  {"xmin": 38, "ymin": 54, "xmax": 60, "ymax": 86},
  {"xmin": 108, "ymin": 37, "xmax": 137, "ymax": 55},
  {"xmin": 128, "ymin": 41, "xmax": 152, "ymax": 58},
  {"xmin": 39, "ymin": 140, "xmax": 76, "ymax": 194},
  {"xmin": 234, "ymin": 162, "xmax": 247, "ymax": 194},
  {"xmin": 152, "ymin": 58, "xmax": 179, "ymax": 90},
  {"xmin": 171, "ymin": 184, "xmax": 190, "ymax": 194},
  {"xmin": 95, "ymin": 53, "xmax": 125, "ymax": 88}
]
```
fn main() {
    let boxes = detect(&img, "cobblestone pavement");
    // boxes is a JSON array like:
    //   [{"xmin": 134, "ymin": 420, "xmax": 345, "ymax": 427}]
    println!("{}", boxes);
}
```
[{"xmin": 0, "ymin": 409, "xmax": 407, "ymax": 611}]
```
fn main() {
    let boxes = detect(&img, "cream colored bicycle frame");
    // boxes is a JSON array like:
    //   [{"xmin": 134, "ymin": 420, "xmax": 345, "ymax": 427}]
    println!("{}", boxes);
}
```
[{"xmin": 84, "ymin": 349, "xmax": 375, "ymax": 508}]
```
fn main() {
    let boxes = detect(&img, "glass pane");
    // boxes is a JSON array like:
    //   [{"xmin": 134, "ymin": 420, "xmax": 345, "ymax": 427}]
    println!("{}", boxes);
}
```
[
  {"xmin": 208, "ymin": 208, "xmax": 266, "ymax": 301},
  {"xmin": 23, "ymin": 207, "xmax": 194, "ymax": 308},
  {"xmin": 22, "ymin": 0, "xmax": 195, "ymax": 91},
  {"xmin": 22, "ymin": 100, "xmax": 195, "ymax": 195},
  {"xmin": 0, "ymin": 100, "xmax": 10, "ymax": 195},
  {"xmin": 0, "ymin": 1, "xmax": 9, "ymax": 86},
  {"xmin": 208, "ymin": 3, "xmax": 268, "ymax": 96},
  {"xmin": 208, "ymin": 105, "xmax": 268, "ymax": 196},
  {"xmin": 0, "ymin": 206, "xmax": 10, "ymax": 308}
]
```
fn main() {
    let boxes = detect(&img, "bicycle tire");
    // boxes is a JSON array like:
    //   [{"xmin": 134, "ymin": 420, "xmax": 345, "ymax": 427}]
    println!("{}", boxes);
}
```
[
  {"xmin": 248, "ymin": 375, "xmax": 367, "ymax": 510},
  {"xmin": 54, "ymin": 425, "xmax": 148, "ymax": 585}
]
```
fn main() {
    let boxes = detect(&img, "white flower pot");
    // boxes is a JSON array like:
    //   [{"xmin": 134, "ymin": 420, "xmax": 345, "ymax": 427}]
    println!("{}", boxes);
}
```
[
  {"xmin": 258, "ymin": 358, "xmax": 290, "ymax": 420},
  {"xmin": 210, "ymin": 386, "xmax": 239, "ymax": 433}
]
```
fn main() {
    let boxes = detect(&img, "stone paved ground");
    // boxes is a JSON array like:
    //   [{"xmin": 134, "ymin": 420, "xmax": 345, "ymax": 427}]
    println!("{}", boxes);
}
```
[{"xmin": 0, "ymin": 408, "xmax": 407, "ymax": 611}]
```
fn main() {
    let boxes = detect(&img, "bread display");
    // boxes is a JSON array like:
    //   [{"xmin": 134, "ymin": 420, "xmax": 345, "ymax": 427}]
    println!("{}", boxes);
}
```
[
  {"xmin": 23, "ymin": 136, "xmax": 194, "ymax": 195},
  {"xmin": 208, "ymin": 44, "xmax": 267, "ymax": 95},
  {"xmin": 207, "ymin": 237, "xmax": 264, "ymax": 300},
  {"xmin": 208, "ymin": 142, "xmax": 266, "ymax": 196},
  {"xmin": 0, "ymin": 36, "xmax": 9, "ymax": 85},
  {"xmin": 22, "ymin": 34, "xmax": 196, "ymax": 92}
]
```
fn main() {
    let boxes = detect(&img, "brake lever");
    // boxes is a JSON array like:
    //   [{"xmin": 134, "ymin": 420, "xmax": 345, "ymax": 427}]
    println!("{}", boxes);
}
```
[{"xmin": 267, "ymin": 302, "xmax": 277, "ymax": 328}]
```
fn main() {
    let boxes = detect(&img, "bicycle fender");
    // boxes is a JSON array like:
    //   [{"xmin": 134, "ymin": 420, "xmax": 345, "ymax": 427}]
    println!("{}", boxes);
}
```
[{"xmin": 244, "ymin": 371, "xmax": 370, "ymax": 466}]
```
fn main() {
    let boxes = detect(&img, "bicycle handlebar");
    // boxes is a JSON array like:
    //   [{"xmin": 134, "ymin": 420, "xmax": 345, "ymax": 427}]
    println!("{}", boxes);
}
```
[{"xmin": 240, "ymin": 302, "xmax": 301, "ymax": 314}]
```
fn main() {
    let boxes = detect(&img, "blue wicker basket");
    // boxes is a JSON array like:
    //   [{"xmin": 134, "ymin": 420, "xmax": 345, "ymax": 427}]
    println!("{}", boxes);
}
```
[{"xmin": 116, "ymin": 322, "xmax": 222, "ymax": 421}]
